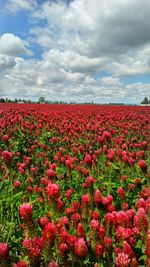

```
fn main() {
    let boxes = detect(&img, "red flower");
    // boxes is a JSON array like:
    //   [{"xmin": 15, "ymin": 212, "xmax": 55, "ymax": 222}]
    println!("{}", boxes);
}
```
[
  {"xmin": 2, "ymin": 150, "xmax": 13, "ymax": 164},
  {"xmin": 123, "ymin": 241, "xmax": 133, "ymax": 256},
  {"xmin": 48, "ymin": 261, "xmax": 59, "ymax": 267},
  {"xmin": 117, "ymin": 188, "xmax": 125, "ymax": 199},
  {"xmin": 137, "ymin": 198, "xmax": 146, "ymax": 209},
  {"xmin": 84, "ymin": 154, "xmax": 92, "ymax": 166},
  {"xmin": 122, "ymin": 175, "xmax": 127, "ymax": 182},
  {"xmin": 71, "ymin": 213, "xmax": 81, "ymax": 226},
  {"xmin": 86, "ymin": 176, "xmax": 94, "ymax": 187},
  {"xmin": 46, "ymin": 169, "xmax": 56, "ymax": 178},
  {"xmin": 131, "ymin": 258, "xmax": 138, "ymax": 267},
  {"xmin": 19, "ymin": 203, "xmax": 33, "ymax": 221},
  {"xmin": 2, "ymin": 135, "xmax": 8, "ymax": 142},
  {"xmin": 14, "ymin": 180, "xmax": 21, "ymax": 189},
  {"xmin": 38, "ymin": 217, "xmax": 49, "ymax": 227},
  {"xmin": 81, "ymin": 193, "xmax": 90, "ymax": 207},
  {"xmin": 74, "ymin": 238, "xmax": 87, "ymax": 258},
  {"xmin": 59, "ymin": 242, "xmax": 68, "ymax": 255},
  {"xmin": 116, "ymin": 253, "xmax": 130, "ymax": 267},
  {"xmin": 42, "ymin": 222, "xmax": 56, "ymax": 241},
  {"xmin": 0, "ymin": 242, "xmax": 9, "ymax": 258},
  {"xmin": 104, "ymin": 237, "xmax": 112, "ymax": 249},
  {"xmin": 92, "ymin": 210, "xmax": 100, "ymax": 220},
  {"xmin": 67, "ymin": 235, "xmax": 76, "ymax": 248},
  {"xmin": 145, "ymin": 230, "xmax": 150, "ymax": 257},
  {"xmin": 90, "ymin": 219, "xmax": 99, "ymax": 232},
  {"xmin": 94, "ymin": 190, "xmax": 102, "ymax": 205},
  {"xmin": 13, "ymin": 262, "xmax": 28, "ymax": 267},
  {"xmin": 138, "ymin": 160, "xmax": 147, "ymax": 172},
  {"xmin": 102, "ymin": 131, "xmax": 111, "ymax": 140},
  {"xmin": 99, "ymin": 226, "xmax": 106, "ymax": 238},
  {"xmin": 77, "ymin": 223, "xmax": 86, "ymax": 239},
  {"xmin": 95, "ymin": 243, "xmax": 103, "ymax": 258}
]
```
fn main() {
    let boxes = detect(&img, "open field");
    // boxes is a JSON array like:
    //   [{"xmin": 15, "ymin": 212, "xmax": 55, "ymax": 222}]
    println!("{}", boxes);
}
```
[{"xmin": 0, "ymin": 103, "xmax": 150, "ymax": 266}]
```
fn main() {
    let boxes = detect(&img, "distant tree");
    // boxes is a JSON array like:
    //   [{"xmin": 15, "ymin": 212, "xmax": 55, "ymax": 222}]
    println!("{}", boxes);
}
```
[
  {"xmin": 39, "ymin": 96, "xmax": 46, "ymax": 103},
  {"xmin": 0, "ymin": 98, "xmax": 5, "ymax": 103},
  {"xmin": 141, "ymin": 97, "xmax": 149, "ymax": 104},
  {"xmin": 149, "ymin": 99, "xmax": 150, "ymax": 104}
]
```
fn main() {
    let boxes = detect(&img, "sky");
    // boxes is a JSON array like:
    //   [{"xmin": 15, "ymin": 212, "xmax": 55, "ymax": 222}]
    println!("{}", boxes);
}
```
[{"xmin": 0, "ymin": 0, "xmax": 150, "ymax": 104}]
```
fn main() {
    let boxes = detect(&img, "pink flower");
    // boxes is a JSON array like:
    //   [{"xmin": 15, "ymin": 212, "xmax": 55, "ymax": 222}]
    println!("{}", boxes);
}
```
[
  {"xmin": 46, "ymin": 183, "xmax": 59, "ymax": 200},
  {"xmin": 0, "ymin": 242, "xmax": 9, "ymax": 257},
  {"xmin": 116, "ymin": 253, "xmax": 130, "ymax": 267},
  {"xmin": 74, "ymin": 238, "xmax": 87, "ymax": 258},
  {"xmin": 19, "ymin": 203, "xmax": 33, "ymax": 220}
]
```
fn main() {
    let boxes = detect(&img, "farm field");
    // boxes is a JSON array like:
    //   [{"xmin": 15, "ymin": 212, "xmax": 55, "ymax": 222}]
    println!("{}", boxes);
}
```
[{"xmin": 0, "ymin": 103, "xmax": 150, "ymax": 267}]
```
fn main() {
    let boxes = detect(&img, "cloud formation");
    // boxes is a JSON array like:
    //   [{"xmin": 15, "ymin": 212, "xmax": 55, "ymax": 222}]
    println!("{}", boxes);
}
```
[
  {"xmin": 0, "ymin": 33, "xmax": 31, "ymax": 56},
  {"xmin": 0, "ymin": 0, "xmax": 150, "ymax": 103},
  {"xmin": 5, "ymin": 0, "xmax": 36, "ymax": 12}
]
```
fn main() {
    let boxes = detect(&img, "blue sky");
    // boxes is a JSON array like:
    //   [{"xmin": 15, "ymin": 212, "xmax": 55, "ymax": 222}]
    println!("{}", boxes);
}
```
[{"xmin": 0, "ymin": 0, "xmax": 150, "ymax": 103}]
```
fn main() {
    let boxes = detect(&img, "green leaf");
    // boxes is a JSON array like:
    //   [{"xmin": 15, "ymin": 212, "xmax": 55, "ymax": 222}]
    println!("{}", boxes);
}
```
[{"xmin": 12, "ymin": 191, "xmax": 23, "ymax": 201}]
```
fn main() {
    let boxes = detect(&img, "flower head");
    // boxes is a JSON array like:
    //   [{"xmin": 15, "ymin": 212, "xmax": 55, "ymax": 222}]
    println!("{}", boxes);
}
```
[
  {"xmin": 0, "ymin": 242, "xmax": 9, "ymax": 258},
  {"xmin": 19, "ymin": 203, "xmax": 33, "ymax": 221},
  {"xmin": 116, "ymin": 252, "xmax": 130, "ymax": 267},
  {"xmin": 74, "ymin": 238, "xmax": 87, "ymax": 258}
]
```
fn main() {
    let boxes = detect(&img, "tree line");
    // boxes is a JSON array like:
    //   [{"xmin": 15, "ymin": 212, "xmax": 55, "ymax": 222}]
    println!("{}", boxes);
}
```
[{"xmin": 140, "ymin": 97, "xmax": 150, "ymax": 105}]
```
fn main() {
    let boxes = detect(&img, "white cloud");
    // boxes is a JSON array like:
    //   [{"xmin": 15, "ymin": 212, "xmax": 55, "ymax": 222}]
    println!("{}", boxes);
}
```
[
  {"xmin": 31, "ymin": 0, "xmax": 150, "ymax": 56},
  {"xmin": 29, "ymin": 0, "xmax": 150, "ymax": 77},
  {"xmin": 0, "ymin": 55, "xmax": 149, "ymax": 104},
  {"xmin": 5, "ymin": 0, "xmax": 36, "ymax": 12},
  {"xmin": 1, "ymin": 0, "xmax": 150, "ymax": 103},
  {"xmin": 0, "ymin": 54, "xmax": 16, "ymax": 72},
  {"xmin": 0, "ymin": 33, "xmax": 32, "ymax": 57},
  {"xmin": 42, "ymin": 49, "xmax": 104, "ymax": 74}
]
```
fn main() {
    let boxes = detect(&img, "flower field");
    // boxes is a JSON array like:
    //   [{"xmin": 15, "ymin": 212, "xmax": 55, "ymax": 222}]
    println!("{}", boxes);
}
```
[{"xmin": 0, "ymin": 103, "xmax": 150, "ymax": 267}]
